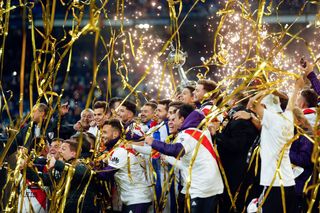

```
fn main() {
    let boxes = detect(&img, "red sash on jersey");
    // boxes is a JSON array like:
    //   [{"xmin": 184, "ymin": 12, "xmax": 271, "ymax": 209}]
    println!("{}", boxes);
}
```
[
  {"xmin": 202, "ymin": 108, "xmax": 211, "ymax": 116},
  {"xmin": 184, "ymin": 129, "xmax": 217, "ymax": 161},
  {"xmin": 303, "ymin": 108, "xmax": 316, "ymax": 115},
  {"xmin": 151, "ymin": 150, "xmax": 160, "ymax": 159},
  {"xmin": 150, "ymin": 120, "xmax": 158, "ymax": 128},
  {"xmin": 120, "ymin": 145, "xmax": 136, "ymax": 155},
  {"xmin": 201, "ymin": 107, "xmax": 226, "ymax": 122},
  {"xmin": 109, "ymin": 145, "xmax": 137, "ymax": 158},
  {"xmin": 26, "ymin": 180, "xmax": 47, "ymax": 210}
]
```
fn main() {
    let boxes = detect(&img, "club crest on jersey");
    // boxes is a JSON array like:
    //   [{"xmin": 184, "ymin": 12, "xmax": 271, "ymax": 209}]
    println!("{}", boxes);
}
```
[{"xmin": 111, "ymin": 157, "xmax": 119, "ymax": 164}]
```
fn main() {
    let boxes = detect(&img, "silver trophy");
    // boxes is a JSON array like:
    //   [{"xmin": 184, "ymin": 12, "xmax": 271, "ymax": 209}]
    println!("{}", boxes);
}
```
[{"xmin": 166, "ymin": 44, "xmax": 189, "ymax": 86}]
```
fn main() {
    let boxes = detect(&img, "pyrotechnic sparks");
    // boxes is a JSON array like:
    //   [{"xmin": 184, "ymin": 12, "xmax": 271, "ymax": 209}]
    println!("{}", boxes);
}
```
[
  {"xmin": 113, "ymin": 23, "xmax": 174, "ymax": 98},
  {"xmin": 205, "ymin": 4, "xmax": 320, "ymax": 95}
]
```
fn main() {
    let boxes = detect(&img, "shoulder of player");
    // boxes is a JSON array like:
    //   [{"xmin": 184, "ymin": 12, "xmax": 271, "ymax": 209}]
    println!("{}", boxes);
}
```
[
  {"xmin": 178, "ymin": 128, "xmax": 205, "ymax": 141},
  {"xmin": 110, "ymin": 146, "xmax": 127, "ymax": 156}
]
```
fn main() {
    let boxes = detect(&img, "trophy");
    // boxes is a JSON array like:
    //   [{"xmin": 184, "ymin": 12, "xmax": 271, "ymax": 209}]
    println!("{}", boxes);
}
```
[{"xmin": 166, "ymin": 44, "xmax": 190, "ymax": 86}]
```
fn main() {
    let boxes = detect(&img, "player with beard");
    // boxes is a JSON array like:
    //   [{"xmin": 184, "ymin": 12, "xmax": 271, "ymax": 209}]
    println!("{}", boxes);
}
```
[{"xmin": 98, "ymin": 119, "xmax": 152, "ymax": 213}]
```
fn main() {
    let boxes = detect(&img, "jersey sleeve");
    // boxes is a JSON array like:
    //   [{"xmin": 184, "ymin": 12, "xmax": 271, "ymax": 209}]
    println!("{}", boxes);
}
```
[
  {"xmin": 177, "ymin": 132, "xmax": 196, "ymax": 154},
  {"xmin": 108, "ymin": 148, "xmax": 128, "ymax": 169},
  {"xmin": 164, "ymin": 155, "xmax": 184, "ymax": 170},
  {"xmin": 132, "ymin": 144, "xmax": 152, "ymax": 155}
]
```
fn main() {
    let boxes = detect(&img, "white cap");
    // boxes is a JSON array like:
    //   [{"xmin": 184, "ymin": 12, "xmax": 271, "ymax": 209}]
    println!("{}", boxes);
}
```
[{"xmin": 261, "ymin": 94, "xmax": 283, "ymax": 113}]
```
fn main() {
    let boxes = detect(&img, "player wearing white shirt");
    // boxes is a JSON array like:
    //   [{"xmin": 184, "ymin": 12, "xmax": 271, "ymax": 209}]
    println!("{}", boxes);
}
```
[
  {"xmin": 131, "ymin": 100, "xmax": 174, "ymax": 213},
  {"xmin": 146, "ymin": 104, "xmax": 223, "ymax": 213},
  {"xmin": 109, "ymin": 147, "xmax": 152, "ymax": 208},
  {"xmin": 98, "ymin": 119, "xmax": 152, "ymax": 213},
  {"xmin": 88, "ymin": 101, "xmax": 111, "ymax": 152},
  {"xmin": 248, "ymin": 77, "xmax": 304, "ymax": 213},
  {"xmin": 117, "ymin": 100, "xmax": 146, "ymax": 141}
]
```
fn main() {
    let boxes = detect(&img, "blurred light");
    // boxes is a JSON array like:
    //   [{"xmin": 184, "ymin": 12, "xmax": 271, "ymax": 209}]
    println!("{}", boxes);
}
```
[
  {"xmin": 315, "ymin": 13, "xmax": 320, "ymax": 28},
  {"xmin": 136, "ymin": 24, "xmax": 150, "ymax": 29}
]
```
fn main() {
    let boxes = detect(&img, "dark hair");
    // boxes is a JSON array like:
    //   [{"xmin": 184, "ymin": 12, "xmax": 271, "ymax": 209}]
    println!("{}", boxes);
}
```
[
  {"xmin": 175, "ymin": 85, "xmax": 183, "ymax": 95},
  {"xmin": 184, "ymin": 86, "xmax": 195, "ymax": 95},
  {"xmin": 122, "ymin": 100, "xmax": 137, "ymax": 115},
  {"xmin": 103, "ymin": 119, "xmax": 123, "ymax": 135},
  {"xmin": 51, "ymin": 138, "xmax": 64, "ymax": 143},
  {"xmin": 93, "ymin": 101, "xmax": 109, "ymax": 113},
  {"xmin": 149, "ymin": 100, "xmax": 158, "ymax": 105},
  {"xmin": 234, "ymin": 92, "xmax": 249, "ymax": 107},
  {"xmin": 197, "ymin": 79, "xmax": 220, "ymax": 100},
  {"xmin": 109, "ymin": 97, "xmax": 123, "ymax": 110},
  {"xmin": 280, "ymin": 97, "xmax": 288, "ymax": 111},
  {"xmin": 197, "ymin": 79, "xmax": 217, "ymax": 93},
  {"xmin": 176, "ymin": 104, "xmax": 195, "ymax": 119},
  {"xmin": 301, "ymin": 89, "xmax": 318, "ymax": 108},
  {"xmin": 169, "ymin": 101, "xmax": 183, "ymax": 109},
  {"xmin": 63, "ymin": 139, "xmax": 80, "ymax": 152},
  {"xmin": 70, "ymin": 133, "xmax": 91, "ymax": 154},
  {"xmin": 85, "ymin": 132, "xmax": 96, "ymax": 142},
  {"xmin": 144, "ymin": 102, "xmax": 157, "ymax": 111},
  {"xmin": 158, "ymin": 99, "xmax": 171, "ymax": 111}
]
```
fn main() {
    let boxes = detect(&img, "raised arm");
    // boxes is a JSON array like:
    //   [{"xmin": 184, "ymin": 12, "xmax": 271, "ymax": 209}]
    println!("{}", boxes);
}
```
[
  {"xmin": 303, "ymin": 61, "xmax": 320, "ymax": 95},
  {"xmin": 286, "ymin": 77, "xmax": 304, "ymax": 111},
  {"xmin": 247, "ymin": 90, "xmax": 269, "ymax": 120}
]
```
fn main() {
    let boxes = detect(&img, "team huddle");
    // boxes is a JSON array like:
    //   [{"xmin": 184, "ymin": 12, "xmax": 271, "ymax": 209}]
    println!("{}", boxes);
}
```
[{"xmin": 2, "ymin": 61, "xmax": 319, "ymax": 213}]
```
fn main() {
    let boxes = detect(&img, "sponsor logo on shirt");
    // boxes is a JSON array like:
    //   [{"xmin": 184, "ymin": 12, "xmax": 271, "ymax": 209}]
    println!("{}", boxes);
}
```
[{"xmin": 111, "ymin": 157, "xmax": 119, "ymax": 164}]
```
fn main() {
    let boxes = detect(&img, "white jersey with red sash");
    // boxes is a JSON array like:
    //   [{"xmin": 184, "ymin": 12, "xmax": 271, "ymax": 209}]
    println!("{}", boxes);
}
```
[
  {"xmin": 18, "ymin": 177, "xmax": 47, "ymax": 213},
  {"xmin": 108, "ymin": 146, "xmax": 152, "ymax": 205},
  {"xmin": 303, "ymin": 107, "xmax": 317, "ymax": 127},
  {"xmin": 177, "ymin": 127, "xmax": 224, "ymax": 198}
]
